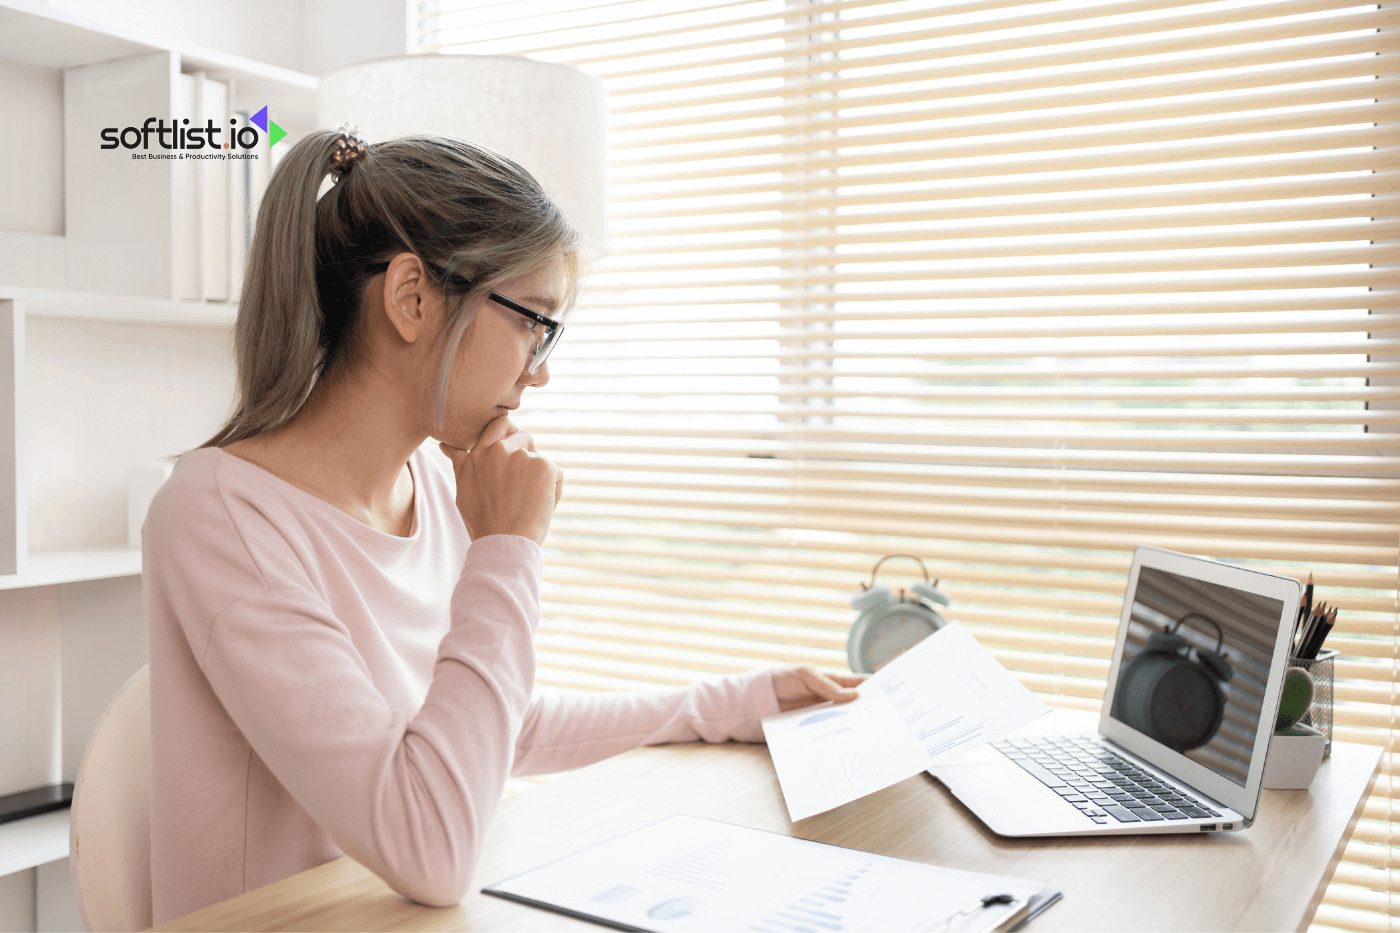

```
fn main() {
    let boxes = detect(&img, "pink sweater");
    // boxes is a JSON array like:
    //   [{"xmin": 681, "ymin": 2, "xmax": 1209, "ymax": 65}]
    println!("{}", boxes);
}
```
[{"xmin": 144, "ymin": 442, "xmax": 781, "ymax": 925}]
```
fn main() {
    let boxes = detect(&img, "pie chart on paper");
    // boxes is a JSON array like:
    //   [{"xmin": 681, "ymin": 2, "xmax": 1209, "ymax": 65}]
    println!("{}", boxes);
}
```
[{"xmin": 647, "ymin": 896, "xmax": 703, "ymax": 920}]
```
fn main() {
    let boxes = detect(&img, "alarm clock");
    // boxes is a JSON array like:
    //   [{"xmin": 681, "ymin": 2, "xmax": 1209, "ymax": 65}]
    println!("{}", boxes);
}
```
[
  {"xmin": 847, "ymin": 555, "xmax": 953, "ymax": 674},
  {"xmin": 1112, "ymin": 611, "xmax": 1234, "ymax": 752}
]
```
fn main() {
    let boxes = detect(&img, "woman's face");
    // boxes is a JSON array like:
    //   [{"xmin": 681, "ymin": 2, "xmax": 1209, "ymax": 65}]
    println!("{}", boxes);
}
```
[{"xmin": 433, "ymin": 255, "xmax": 564, "ymax": 450}]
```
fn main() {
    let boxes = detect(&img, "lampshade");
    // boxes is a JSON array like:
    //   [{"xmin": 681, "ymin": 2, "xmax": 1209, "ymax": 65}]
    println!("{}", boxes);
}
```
[{"xmin": 317, "ymin": 55, "xmax": 608, "ymax": 256}]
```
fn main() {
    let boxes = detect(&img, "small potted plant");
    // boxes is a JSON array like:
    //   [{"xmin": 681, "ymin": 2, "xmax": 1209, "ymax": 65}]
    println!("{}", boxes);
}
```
[{"xmin": 1262, "ymin": 666, "xmax": 1326, "ymax": 789}]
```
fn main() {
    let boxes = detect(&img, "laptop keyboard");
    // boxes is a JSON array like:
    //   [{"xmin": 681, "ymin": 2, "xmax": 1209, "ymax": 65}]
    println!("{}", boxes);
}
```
[{"xmin": 991, "ymin": 735, "xmax": 1224, "ymax": 825}]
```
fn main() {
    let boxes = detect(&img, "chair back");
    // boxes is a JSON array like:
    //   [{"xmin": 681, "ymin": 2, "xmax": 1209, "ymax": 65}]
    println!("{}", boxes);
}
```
[{"xmin": 70, "ymin": 664, "xmax": 151, "ymax": 932}]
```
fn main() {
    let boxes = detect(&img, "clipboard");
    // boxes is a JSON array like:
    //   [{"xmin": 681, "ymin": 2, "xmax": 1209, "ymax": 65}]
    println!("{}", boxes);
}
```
[{"xmin": 483, "ymin": 815, "xmax": 1061, "ymax": 933}]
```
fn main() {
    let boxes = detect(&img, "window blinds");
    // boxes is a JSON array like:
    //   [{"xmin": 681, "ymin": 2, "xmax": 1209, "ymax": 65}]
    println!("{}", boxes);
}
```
[{"xmin": 421, "ymin": 1, "xmax": 1398, "ymax": 926}]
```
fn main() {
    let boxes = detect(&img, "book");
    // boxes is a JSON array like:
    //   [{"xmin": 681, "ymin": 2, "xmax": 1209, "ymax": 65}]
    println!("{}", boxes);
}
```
[
  {"xmin": 229, "ymin": 109, "xmax": 255, "ymax": 299},
  {"xmin": 176, "ymin": 71, "xmax": 246, "ymax": 302},
  {"xmin": 198, "ymin": 73, "xmax": 230, "ymax": 301},
  {"xmin": 175, "ymin": 72, "xmax": 199, "ymax": 300},
  {"xmin": 484, "ymin": 814, "xmax": 1061, "ymax": 933}
]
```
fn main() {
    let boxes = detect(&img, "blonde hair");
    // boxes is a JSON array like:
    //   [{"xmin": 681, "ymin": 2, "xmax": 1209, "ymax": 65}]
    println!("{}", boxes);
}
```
[{"xmin": 202, "ymin": 130, "xmax": 582, "ymax": 448}]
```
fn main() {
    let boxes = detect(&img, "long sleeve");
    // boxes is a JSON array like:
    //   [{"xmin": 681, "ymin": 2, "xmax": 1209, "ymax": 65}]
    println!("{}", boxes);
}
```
[
  {"xmin": 148, "ymin": 443, "xmax": 781, "ymax": 925},
  {"xmin": 145, "ymin": 445, "xmax": 551, "ymax": 919},
  {"xmin": 173, "ymin": 533, "xmax": 542, "ymax": 908},
  {"xmin": 511, "ymin": 669, "xmax": 781, "ymax": 776}
]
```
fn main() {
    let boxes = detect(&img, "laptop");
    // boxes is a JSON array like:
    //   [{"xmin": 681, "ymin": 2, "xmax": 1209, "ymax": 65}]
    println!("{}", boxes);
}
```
[{"xmin": 931, "ymin": 545, "xmax": 1302, "ymax": 836}]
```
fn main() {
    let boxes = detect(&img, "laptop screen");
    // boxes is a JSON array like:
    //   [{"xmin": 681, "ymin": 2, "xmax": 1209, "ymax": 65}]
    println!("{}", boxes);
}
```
[{"xmin": 1108, "ymin": 565, "xmax": 1286, "ymax": 787}]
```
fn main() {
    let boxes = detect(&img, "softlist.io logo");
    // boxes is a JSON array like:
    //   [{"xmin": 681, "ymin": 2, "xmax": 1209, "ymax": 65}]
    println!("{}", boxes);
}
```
[
  {"xmin": 249, "ymin": 106, "xmax": 286, "ymax": 148},
  {"xmin": 101, "ymin": 104, "xmax": 285, "ymax": 153}
]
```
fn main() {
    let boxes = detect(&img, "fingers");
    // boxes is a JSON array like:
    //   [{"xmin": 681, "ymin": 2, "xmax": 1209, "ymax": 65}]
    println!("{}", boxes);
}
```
[
  {"xmin": 794, "ymin": 664, "xmax": 867, "ymax": 688},
  {"xmin": 469, "ymin": 412, "xmax": 516, "ymax": 453},
  {"xmin": 443, "ymin": 413, "xmax": 559, "ymax": 546},
  {"xmin": 498, "ymin": 429, "xmax": 535, "ymax": 455},
  {"xmin": 796, "ymin": 664, "xmax": 863, "ymax": 703}
]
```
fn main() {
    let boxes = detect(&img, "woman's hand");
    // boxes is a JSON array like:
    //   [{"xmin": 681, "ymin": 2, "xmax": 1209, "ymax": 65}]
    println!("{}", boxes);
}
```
[
  {"xmin": 439, "ymin": 413, "xmax": 562, "ymax": 546},
  {"xmin": 772, "ymin": 664, "xmax": 867, "ymax": 713}
]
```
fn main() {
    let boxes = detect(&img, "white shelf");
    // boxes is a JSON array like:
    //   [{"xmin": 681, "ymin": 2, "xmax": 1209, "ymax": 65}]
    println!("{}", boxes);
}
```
[
  {"xmin": 0, "ymin": 809, "xmax": 69, "ymax": 877},
  {"xmin": 0, "ymin": 548, "xmax": 142, "ymax": 591},
  {"xmin": 0, "ymin": 286, "xmax": 235, "ymax": 327},
  {"xmin": 0, "ymin": 0, "xmax": 318, "ymax": 123}
]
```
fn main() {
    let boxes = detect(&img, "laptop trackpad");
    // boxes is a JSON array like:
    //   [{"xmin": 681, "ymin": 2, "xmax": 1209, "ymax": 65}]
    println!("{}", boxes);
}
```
[{"xmin": 932, "ymin": 757, "xmax": 1083, "ymax": 836}]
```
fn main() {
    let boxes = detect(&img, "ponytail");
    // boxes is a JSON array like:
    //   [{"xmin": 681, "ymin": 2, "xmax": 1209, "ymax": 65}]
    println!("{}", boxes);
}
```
[{"xmin": 202, "ymin": 130, "xmax": 581, "ymax": 448}]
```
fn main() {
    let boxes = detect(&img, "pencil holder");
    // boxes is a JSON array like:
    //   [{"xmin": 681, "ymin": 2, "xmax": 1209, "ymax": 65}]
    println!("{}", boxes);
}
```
[{"xmin": 1289, "ymin": 648, "xmax": 1336, "ymax": 758}]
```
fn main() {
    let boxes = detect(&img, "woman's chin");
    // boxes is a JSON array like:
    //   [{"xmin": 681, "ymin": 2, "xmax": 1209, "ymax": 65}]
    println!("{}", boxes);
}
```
[
  {"xmin": 430, "ymin": 428, "xmax": 478, "ymax": 453},
  {"xmin": 431, "ymin": 415, "xmax": 498, "ymax": 453}
]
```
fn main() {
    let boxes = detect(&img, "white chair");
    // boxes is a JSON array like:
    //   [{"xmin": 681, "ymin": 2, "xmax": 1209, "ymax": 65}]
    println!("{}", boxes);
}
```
[{"xmin": 70, "ymin": 664, "xmax": 151, "ymax": 932}]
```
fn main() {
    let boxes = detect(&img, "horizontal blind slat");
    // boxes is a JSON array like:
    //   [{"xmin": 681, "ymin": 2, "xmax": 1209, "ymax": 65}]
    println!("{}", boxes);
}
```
[
  {"xmin": 610, "ymin": 75, "xmax": 1400, "ymax": 155},
  {"xmin": 606, "ymin": 26, "xmax": 1390, "ymax": 101},
  {"xmin": 611, "ymin": 44, "xmax": 1397, "ymax": 122},
  {"xmin": 597, "ymin": 2, "xmax": 1397, "ymax": 82}
]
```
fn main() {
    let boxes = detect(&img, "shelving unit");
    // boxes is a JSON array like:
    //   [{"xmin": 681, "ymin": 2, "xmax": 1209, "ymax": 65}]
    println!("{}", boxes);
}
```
[
  {"xmin": 0, "ymin": 0, "xmax": 317, "ymax": 123},
  {"xmin": 0, "ymin": 548, "xmax": 142, "ymax": 592},
  {"xmin": 0, "ymin": 287, "xmax": 236, "ymax": 327},
  {"xmin": 0, "ymin": 0, "xmax": 319, "ymax": 918},
  {"xmin": 0, "ymin": 811, "xmax": 68, "ymax": 880}
]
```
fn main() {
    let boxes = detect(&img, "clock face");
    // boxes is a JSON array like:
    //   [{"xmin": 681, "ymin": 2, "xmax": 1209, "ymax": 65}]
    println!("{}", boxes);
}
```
[
  {"xmin": 861, "ymin": 605, "xmax": 941, "ymax": 671},
  {"xmin": 1148, "ymin": 663, "xmax": 1225, "ymax": 751}
]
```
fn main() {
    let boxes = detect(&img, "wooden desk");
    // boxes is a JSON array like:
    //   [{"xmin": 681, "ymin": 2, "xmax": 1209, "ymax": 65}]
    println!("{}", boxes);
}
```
[{"xmin": 158, "ymin": 729, "xmax": 1380, "ymax": 932}]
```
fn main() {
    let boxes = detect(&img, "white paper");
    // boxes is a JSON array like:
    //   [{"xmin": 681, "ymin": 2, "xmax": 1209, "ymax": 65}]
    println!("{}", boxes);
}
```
[
  {"xmin": 762, "ymin": 622, "xmax": 1048, "ymax": 821},
  {"xmin": 486, "ymin": 815, "xmax": 1048, "ymax": 933}
]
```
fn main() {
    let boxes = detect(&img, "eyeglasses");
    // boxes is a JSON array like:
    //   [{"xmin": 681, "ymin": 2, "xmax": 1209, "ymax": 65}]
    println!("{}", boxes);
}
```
[
  {"xmin": 478, "ymin": 286, "xmax": 564, "ymax": 376},
  {"xmin": 362, "ymin": 260, "xmax": 565, "ymax": 375}
]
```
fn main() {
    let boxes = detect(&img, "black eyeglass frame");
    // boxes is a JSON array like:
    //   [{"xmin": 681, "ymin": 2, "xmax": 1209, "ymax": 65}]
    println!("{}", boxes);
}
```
[{"xmin": 362, "ymin": 259, "xmax": 565, "ymax": 375}]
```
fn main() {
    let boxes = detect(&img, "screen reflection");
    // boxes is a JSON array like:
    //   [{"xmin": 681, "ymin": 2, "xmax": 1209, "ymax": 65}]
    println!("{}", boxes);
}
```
[{"xmin": 1110, "ymin": 566, "xmax": 1284, "ymax": 786}]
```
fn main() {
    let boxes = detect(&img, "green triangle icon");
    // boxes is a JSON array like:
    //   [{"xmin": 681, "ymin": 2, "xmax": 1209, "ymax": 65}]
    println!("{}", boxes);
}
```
[{"xmin": 268, "ymin": 120, "xmax": 286, "ymax": 147}]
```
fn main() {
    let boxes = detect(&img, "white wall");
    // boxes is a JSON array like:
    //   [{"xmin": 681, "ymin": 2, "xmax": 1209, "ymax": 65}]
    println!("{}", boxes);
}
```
[
  {"xmin": 37, "ymin": 0, "xmax": 413, "ymax": 77},
  {"xmin": 0, "ymin": 870, "xmax": 33, "ymax": 932},
  {"xmin": 37, "ymin": 0, "xmax": 303, "ymax": 72},
  {"xmin": 0, "ymin": 589, "xmax": 59, "ymax": 933},
  {"xmin": 301, "ymin": 0, "xmax": 412, "ymax": 78},
  {"xmin": 0, "ymin": 59, "xmax": 66, "ymax": 289},
  {"xmin": 0, "ymin": 589, "xmax": 62, "ymax": 800},
  {"xmin": 0, "ymin": 60, "xmax": 63, "ymax": 237},
  {"xmin": 25, "ymin": 320, "xmax": 235, "ymax": 550}
]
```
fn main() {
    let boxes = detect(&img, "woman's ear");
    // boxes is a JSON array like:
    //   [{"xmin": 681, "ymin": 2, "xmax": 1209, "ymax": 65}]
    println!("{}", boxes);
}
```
[{"xmin": 380, "ymin": 252, "xmax": 438, "ymax": 345}]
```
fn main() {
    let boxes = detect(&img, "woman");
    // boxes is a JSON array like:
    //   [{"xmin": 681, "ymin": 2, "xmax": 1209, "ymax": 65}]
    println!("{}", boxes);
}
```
[{"xmin": 144, "ymin": 126, "xmax": 862, "ymax": 925}]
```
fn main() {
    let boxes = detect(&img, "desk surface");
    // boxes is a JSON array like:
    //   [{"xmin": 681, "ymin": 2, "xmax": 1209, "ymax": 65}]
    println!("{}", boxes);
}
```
[{"xmin": 157, "ymin": 713, "xmax": 1380, "ymax": 933}]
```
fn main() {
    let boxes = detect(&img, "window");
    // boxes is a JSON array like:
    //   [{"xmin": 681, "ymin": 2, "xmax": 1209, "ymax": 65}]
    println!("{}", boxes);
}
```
[{"xmin": 420, "ymin": 1, "xmax": 1399, "ymax": 925}]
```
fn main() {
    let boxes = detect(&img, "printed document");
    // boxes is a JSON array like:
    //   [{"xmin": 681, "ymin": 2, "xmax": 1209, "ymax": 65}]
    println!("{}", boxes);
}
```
[
  {"xmin": 762, "ymin": 622, "xmax": 1048, "ymax": 821},
  {"xmin": 484, "ymin": 814, "xmax": 1057, "ymax": 933}
]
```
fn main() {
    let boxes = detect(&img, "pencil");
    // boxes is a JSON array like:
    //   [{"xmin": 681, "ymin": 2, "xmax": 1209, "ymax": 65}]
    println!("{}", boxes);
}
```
[
  {"xmin": 1311, "ymin": 608, "xmax": 1337, "ymax": 660},
  {"xmin": 1295, "ymin": 573, "xmax": 1314, "ymax": 653},
  {"xmin": 1302, "ymin": 604, "xmax": 1335, "ymax": 660},
  {"xmin": 1298, "ymin": 601, "xmax": 1324, "ymax": 661}
]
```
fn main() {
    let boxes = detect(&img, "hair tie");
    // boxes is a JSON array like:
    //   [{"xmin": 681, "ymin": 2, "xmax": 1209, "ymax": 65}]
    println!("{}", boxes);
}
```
[{"xmin": 329, "ymin": 122, "xmax": 367, "ymax": 182}]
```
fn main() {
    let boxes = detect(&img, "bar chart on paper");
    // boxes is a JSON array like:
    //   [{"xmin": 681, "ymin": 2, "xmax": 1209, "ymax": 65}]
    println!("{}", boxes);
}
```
[
  {"xmin": 746, "ymin": 863, "xmax": 872, "ymax": 933},
  {"xmin": 762, "ymin": 623, "xmax": 1050, "ymax": 820}
]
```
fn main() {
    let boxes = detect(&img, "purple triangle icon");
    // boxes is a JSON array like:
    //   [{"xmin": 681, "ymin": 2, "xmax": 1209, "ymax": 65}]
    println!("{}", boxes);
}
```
[{"xmin": 250, "ymin": 106, "xmax": 268, "ymax": 132}]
